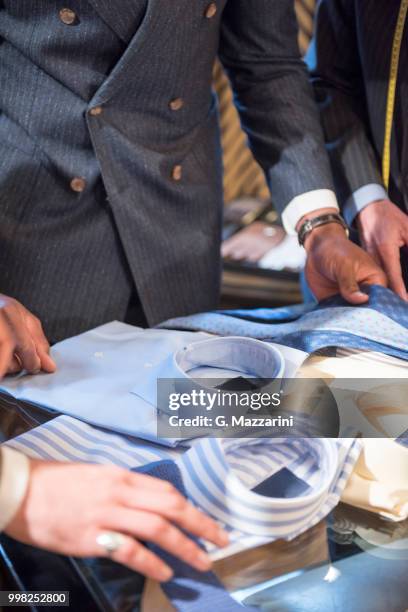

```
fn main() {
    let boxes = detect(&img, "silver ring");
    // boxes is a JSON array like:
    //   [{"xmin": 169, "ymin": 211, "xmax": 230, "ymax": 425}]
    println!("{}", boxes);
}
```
[
  {"xmin": 13, "ymin": 353, "xmax": 23, "ymax": 369},
  {"xmin": 96, "ymin": 531, "xmax": 125, "ymax": 555}
]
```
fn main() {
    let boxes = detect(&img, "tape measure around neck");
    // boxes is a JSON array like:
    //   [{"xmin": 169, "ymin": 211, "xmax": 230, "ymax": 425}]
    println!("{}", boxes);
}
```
[{"xmin": 382, "ymin": 0, "xmax": 408, "ymax": 190}]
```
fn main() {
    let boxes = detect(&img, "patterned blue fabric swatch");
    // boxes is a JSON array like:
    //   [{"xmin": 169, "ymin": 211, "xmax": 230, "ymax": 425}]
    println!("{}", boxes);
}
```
[{"xmin": 161, "ymin": 286, "xmax": 408, "ymax": 361}]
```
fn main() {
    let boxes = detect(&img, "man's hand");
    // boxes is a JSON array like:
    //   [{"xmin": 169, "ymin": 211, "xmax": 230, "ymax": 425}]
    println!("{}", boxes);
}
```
[
  {"xmin": 356, "ymin": 199, "xmax": 408, "ymax": 301},
  {"xmin": 303, "ymin": 222, "xmax": 387, "ymax": 304},
  {"xmin": 0, "ymin": 295, "xmax": 56, "ymax": 378},
  {"xmin": 5, "ymin": 460, "xmax": 229, "ymax": 582}
]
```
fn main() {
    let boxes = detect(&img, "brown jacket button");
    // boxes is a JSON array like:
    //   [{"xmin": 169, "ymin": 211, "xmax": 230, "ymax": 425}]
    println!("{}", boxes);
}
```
[
  {"xmin": 204, "ymin": 3, "xmax": 217, "ymax": 18},
  {"xmin": 171, "ymin": 165, "xmax": 182, "ymax": 181},
  {"xmin": 169, "ymin": 98, "xmax": 184, "ymax": 111},
  {"xmin": 70, "ymin": 177, "xmax": 86, "ymax": 192},
  {"xmin": 59, "ymin": 8, "xmax": 77, "ymax": 25},
  {"xmin": 89, "ymin": 106, "xmax": 103, "ymax": 116}
]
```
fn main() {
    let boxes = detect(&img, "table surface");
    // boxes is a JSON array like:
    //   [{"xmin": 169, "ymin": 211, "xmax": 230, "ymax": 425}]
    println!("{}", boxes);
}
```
[{"xmin": 1, "ymin": 394, "xmax": 407, "ymax": 612}]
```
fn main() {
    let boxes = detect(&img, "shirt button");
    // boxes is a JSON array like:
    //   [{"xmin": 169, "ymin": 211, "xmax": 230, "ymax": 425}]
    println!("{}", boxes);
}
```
[
  {"xmin": 169, "ymin": 98, "xmax": 184, "ymax": 111},
  {"xmin": 59, "ymin": 8, "xmax": 77, "ymax": 25},
  {"xmin": 204, "ymin": 3, "xmax": 217, "ymax": 18},
  {"xmin": 70, "ymin": 177, "xmax": 86, "ymax": 192},
  {"xmin": 171, "ymin": 165, "xmax": 183, "ymax": 181},
  {"xmin": 89, "ymin": 106, "xmax": 103, "ymax": 117}
]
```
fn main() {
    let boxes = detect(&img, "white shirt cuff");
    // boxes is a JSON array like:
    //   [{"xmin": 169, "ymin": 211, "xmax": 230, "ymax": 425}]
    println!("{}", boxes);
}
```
[
  {"xmin": 0, "ymin": 447, "xmax": 30, "ymax": 531},
  {"xmin": 343, "ymin": 183, "xmax": 388, "ymax": 226},
  {"xmin": 281, "ymin": 189, "xmax": 339, "ymax": 235}
]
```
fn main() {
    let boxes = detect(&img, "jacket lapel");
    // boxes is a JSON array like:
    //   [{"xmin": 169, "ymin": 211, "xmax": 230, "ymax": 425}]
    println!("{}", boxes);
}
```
[
  {"xmin": 87, "ymin": 0, "xmax": 149, "ymax": 44},
  {"xmin": 88, "ymin": 0, "xmax": 218, "ymax": 106},
  {"xmin": 89, "ymin": 0, "xmax": 172, "ymax": 106}
]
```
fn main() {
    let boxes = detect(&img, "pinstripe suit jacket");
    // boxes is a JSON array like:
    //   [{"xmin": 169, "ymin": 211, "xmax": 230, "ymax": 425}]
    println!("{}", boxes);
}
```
[
  {"xmin": 0, "ymin": 0, "xmax": 334, "ymax": 342},
  {"xmin": 307, "ymin": 0, "xmax": 408, "ymax": 213}
]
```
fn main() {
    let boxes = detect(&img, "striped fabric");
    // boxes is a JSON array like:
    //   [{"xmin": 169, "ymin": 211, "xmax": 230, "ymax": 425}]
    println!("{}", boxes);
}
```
[
  {"xmin": 177, "ymin": 436, "xmax": 360, "ymax": 541},
  {"xmin": 5, "ymin": 415, "xmax": 183, "ymax": 468},
  {"xmin": 4, "ymin": 415, "xmax": 361, "ymax": 559}
]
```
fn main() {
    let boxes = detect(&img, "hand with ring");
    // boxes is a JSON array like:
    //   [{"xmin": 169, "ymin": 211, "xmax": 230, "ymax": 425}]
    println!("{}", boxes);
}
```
[{"xmin": 5, "ymin": 459, "xmax": 229, "ymax": 582}]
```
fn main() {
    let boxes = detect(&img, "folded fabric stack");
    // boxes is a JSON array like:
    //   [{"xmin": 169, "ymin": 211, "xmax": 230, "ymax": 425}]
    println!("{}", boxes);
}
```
[
  {"xmin": 4, "ymin": 415, "xmax": 361, "ymax": 558},
  {"xmin": 2, "ymin": 283, "xmax": 408, "ymax": 558},
  {"xmin": 341, "ymin": 438, "xmax": 408, "ymax": 522}
]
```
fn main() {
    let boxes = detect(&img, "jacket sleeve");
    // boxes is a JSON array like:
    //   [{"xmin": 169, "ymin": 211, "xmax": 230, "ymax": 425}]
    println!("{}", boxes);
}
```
[
  {"xmin": 0, "ymin": 447, "xmax": 30, "ymax": 531},
  {"xmin": 219, "ymin": 0, "xmax": 335, "ymax": 217},
  {"xmin": 305, "ymin": 0, "xmax": 385, "ymax": 218}
]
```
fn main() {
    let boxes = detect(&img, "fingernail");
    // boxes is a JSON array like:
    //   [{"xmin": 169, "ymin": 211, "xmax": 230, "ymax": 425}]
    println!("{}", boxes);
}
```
[
  {"xmin": 352, "ymin": 291, "xmax": 367, "ymax": 299},
  {"xmin": 159, "ymin": 566, "xmax": 173, "ymax": 582},
  {"xmin": 197, "ymin": 550, "xmax": 212, "ymax": 570},
  {"xmin": 218, "ymin": 530, "xmax": 229, "ymax": 546}
]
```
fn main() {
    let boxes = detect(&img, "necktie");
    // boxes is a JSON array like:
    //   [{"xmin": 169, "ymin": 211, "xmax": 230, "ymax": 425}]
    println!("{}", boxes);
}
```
[
  {"xmin": 135, "ymin": 460, "xmax": 254, "ymax": 611},
  {"xmin": 161, "ymin": 286, "xmax": 408, "ymax": 361}
]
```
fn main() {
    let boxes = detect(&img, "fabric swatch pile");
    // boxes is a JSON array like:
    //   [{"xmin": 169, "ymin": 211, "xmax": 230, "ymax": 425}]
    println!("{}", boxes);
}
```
[
  {"xmin": 161, "ymin": 285, "xmax": 408, "ymax": 361},
  {"xmin": 4, "ymin": 413, "xmax": 361, "ymax": 559}
]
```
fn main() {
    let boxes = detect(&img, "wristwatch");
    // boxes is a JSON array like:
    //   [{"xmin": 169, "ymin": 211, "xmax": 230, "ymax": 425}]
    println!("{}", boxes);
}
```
[{"xmin": 297, "ymin": 213, "xmax": 349, "ymax": 247}]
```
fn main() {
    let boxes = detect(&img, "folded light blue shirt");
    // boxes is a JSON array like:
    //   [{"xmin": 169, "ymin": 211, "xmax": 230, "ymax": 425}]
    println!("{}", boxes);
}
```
[
  {"xmin": 0, "ymin": 324, "xmax": 208, "ymax": 445},
  {"xmin": 0, "ymin": 325, "xmax": 304, "ymax": 444}
]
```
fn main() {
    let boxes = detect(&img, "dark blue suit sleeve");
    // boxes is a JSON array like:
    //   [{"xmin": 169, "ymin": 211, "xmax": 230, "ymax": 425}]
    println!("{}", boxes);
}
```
[
  {"xmin": 306, "ymin": 0, "xmax": 384, "ymax": 210},
  {"xmin": 219, "ymin": 0, "xmax": 335, "ymax": 215}
]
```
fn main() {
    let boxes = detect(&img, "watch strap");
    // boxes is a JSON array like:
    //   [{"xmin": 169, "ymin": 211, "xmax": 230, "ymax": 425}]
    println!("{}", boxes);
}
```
[{"xmin": 298, "ymin": 213, "xmax": 349, "ymax": 247}]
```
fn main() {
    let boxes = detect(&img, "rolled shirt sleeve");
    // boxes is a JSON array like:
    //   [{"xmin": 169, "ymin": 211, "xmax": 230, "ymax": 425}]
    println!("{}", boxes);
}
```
[
  {"xmin": 343, "ymin": 183, "xmax": 388, "ymax": 226},
  {"xmin": 0, "ymin": 447, "xmax": 30, "ymax": 531},
  {"xmin": 281, "ymin": 189, "xmax": 339, "ymax": 235}
]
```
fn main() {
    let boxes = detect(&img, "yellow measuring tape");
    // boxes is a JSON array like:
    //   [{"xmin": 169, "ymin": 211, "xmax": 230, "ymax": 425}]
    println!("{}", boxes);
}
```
[{"xmin": 382, "ymin": 0, "xmax": 408, "ymax": 189}]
